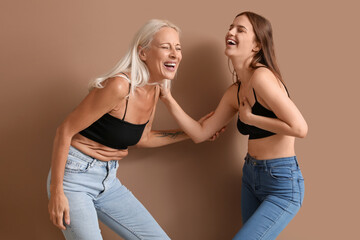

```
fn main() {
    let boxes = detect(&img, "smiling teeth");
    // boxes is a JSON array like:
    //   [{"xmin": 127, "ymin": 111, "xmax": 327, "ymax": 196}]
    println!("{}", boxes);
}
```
[
  {"xmin": 227, "ymin": 39, "xmax": 236, "ymax": 45},
  {"xmin": 165, "ymin": 63, "xmax": 176, "ymax": 67}
]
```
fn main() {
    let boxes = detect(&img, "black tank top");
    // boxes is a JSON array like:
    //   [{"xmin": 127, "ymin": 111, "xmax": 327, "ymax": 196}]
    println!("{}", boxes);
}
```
[
  {"xmin": 79, "ymin": 73, "xmax": 152, "ymax": 149},
  {"xmin": 236, "ymin": 81, "xmax": 289, "ymax": 139}
]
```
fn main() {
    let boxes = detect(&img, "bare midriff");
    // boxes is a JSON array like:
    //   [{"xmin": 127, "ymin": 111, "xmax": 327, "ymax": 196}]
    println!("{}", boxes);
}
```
[
  {"xmin": 71, "ymin": 133, "xmax": 128, "ymax": 161},
  {"xmin": 247, "ymin": 134, "xmax": 295, "ymax": 160}
]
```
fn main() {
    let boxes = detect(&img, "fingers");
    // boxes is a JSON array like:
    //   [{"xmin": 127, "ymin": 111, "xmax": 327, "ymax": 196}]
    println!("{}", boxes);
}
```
[
  {"xmin": 48, "ymin": 194, "xmax": 70, "ymax": 230},
  {"xmin": 56, "ymin": 213, "xmax": 66, "ymax": 230},
  {"xmin": 49, "ymin": 209, "xmax": 66, "ymax": 230},
  {"xmin": 220, "ymin": 126, "xmax": 226, "ymax": 133},
  {"xmin": 159, "ymin": 80, "xmax": 171, "ymax": 98},
  {"xmin": 119, "ymin": 149, "xmax": 128, "ymax": 158},
  {"xmin": 64, "ymin": 208, "xmax": 70, "ymax": 226},
  {"xmin": 208, "ymin": 125, "xmax": 226, "ymax": 141}
]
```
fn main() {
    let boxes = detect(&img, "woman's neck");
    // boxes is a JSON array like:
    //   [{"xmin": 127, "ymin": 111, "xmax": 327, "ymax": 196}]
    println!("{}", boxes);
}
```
[
  {"xmin": 231, "ymin": 57, "xmax": 254, "ymax": 85},
  {"xmin": 141, "ymin": 83, "xmax": 157, "ymax": 93}
]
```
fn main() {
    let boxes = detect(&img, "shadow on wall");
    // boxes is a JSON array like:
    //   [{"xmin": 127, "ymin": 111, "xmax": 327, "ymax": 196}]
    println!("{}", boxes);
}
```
[
  {"xmin": 1, "ymin": 69, "xmax": 91, "ymax": 239},
  {"xmin": 0, "ymin": 41, "xmax": 246, "ymax": 239}
]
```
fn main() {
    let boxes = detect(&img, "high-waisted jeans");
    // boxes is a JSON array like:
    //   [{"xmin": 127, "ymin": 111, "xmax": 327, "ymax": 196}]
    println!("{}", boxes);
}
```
[
  {"xmin": 47, "ymin": 146, "xmax": 170, "ymax": 240},
  {"xmin": 233, "ymin": 154, "xmax": 305, "ymax": 240}
]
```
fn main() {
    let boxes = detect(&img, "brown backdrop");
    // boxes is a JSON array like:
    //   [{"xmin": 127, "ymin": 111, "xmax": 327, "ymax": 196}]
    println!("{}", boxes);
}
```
[{"xmin": 1, "ymin": 0, "xmax": 359, "ymax": 239}]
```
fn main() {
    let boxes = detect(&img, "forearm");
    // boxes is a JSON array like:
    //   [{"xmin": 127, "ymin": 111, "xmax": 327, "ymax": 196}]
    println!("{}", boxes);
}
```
[
  {"xmin": 50, "ymin": 129, "xmax": 72, "ymax": 193},
  {"xmin": 136, "ymin": 129, "xmax": 189, "ymax": 148},
  {"xmin": 250, "ymin": 115, "xmax": 307, "ymax": 138},
  {"xmin": 161, "ymin": 95, "xmax": 212, "ymax": 143}
]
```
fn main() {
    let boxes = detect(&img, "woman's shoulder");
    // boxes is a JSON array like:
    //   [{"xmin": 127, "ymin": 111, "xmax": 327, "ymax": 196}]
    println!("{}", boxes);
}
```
[
  {"xmin": 96, "ymin": 75, "xmax": 130, "ymax": 99},
  {"xmin": 251, "ymin": 66, "xmax": 278, "ymax": 89}
]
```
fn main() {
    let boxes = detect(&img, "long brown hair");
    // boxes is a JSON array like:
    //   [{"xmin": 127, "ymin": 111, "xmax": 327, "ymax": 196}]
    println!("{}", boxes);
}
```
[{"xmin": 236, "ymin": 11, "xmax": 283, "ymax": 83}]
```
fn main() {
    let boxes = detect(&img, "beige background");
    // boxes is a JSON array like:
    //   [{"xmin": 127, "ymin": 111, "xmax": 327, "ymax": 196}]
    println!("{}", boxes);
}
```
[{"xmin": 1, "ymin": 0, "xmax": 359, "ymax": 239}]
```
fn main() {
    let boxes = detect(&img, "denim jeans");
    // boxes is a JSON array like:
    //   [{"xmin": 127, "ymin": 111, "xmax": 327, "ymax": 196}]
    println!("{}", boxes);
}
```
[
  {"xmin": 47, "ymin": 146, "xmax": 170, "ymax": 240},
  {"xmin": 233, "ymin": 154, "xmax": 305, "ymax": 240}
]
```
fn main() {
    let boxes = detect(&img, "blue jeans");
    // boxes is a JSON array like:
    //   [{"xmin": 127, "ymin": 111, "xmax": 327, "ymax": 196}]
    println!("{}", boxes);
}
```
[
  {"xmin": 233, "ymin": 154, "xmax": 305, "ymax": 240},
  {"xmin": 47, "ymin": 146, "xmax": 170, "ymax": 240}
]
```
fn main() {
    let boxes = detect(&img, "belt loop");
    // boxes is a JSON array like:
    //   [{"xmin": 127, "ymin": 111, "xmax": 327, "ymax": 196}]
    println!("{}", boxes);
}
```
[
  {"xmin": 264, "ymin": 160, "xmax": 268, "ymax": 171},
  {"xmin": 90, "ymin": 158, "xmax": 96, "ymax": 167},
  {"xmin": 294, "ymin": 156, "xmax": 299, "ymax": 167},
  {"xmin": 245, "ymin": 154, "xmax": 249, "ymax": 164}
]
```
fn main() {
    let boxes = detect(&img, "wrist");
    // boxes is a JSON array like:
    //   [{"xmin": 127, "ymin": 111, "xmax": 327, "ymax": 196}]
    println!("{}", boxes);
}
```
[
  {"xmin": 50, "ymin": 184, "xmax": 64, "ymax": 194},
  {"xmin": 161, "ymin": 93, "xmax": 173, "ymax": 104}
]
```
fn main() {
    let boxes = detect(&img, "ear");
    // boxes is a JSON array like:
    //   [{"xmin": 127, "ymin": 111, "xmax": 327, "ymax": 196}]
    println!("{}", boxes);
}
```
[
  {"xmin": 138, "ymin": 46, "xmax": 147, "ymax": 61},
  {"xmin": 252, "ymin": 42, "xmax": 261, "ymax": 52}
]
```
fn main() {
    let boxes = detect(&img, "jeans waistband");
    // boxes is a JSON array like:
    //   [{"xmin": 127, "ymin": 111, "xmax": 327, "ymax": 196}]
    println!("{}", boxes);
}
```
[
  {"xmin": 244, "ymin": 153, "xmax": 298, "ymax": 168},
  {"xmin": 69, "ymin": 146, "xmax": 118, "ymax": 169}
]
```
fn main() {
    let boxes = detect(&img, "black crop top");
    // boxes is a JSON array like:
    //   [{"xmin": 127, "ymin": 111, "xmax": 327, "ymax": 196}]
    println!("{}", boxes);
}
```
[
  {"xmin": 79, "ymin": 73, "xmax": 150, "ymax": 149},
  {"xmin": 236, "ymin": 82, "xmax": 289, "ymax": 139}
]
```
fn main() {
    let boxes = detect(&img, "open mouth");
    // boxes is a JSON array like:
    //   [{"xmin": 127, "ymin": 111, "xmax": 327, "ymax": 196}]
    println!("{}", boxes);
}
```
[
  {"xmin": 164, "ymin": 62, "xmax": 176, "ymax": 70},
  {"xmin": 227, "ymin": 39, "xmax": 237, "ymax": 46}
]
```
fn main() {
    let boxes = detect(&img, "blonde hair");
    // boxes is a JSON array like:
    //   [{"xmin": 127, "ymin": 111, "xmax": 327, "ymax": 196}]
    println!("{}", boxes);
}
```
[{"xmin": 89, "ymin": 19, "xmax": 181, "ymax": 93}]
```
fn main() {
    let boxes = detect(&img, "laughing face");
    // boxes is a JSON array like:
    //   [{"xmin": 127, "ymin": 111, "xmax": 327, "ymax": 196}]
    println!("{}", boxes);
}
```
[
  {"xmin": 225, "ymin": 15, "xmax": 260, "ymax": 60},
  {"xmin": 140, "ymin": 27, "xmax": 182, "ymax": 82}
]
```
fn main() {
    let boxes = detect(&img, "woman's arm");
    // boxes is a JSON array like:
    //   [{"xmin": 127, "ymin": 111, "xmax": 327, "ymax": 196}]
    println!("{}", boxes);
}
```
[
  {"xmin": 135, "ymin": 111, "xmax": 222, "ymax": 148},
  {"xmin": 239, "ymin": 68, "xmax": 308, "ymax": 138},
  {"xmin": 135, "ymin": 129, "xmax": 188, "ymax": 148},
  {"xmin": 160, "ymin": 83, "xmax": 239, "ymax": 143},
  {"xmin": 48, "ymin": 77, "xmax": 128, "ymax": 230}
]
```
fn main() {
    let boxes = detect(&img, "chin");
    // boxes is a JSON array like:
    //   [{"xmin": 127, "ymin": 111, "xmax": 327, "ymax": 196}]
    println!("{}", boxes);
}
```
[
  {"xmin": 163, "ymin": 73, "xmax": 177, "ymax": 80},
  {"xmin": 224, "ymin": 48, "xmax": 231, "ymax": 57}
]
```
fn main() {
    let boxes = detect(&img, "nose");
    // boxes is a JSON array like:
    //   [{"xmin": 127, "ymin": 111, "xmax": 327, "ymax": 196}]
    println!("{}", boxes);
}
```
[
  {"xmin": 169, "ymin": 47, "xmax": 178, "ymax": 59},
  {"xmin": 228, "ymin": 27, "xmax": 236, "ymax": 36}
]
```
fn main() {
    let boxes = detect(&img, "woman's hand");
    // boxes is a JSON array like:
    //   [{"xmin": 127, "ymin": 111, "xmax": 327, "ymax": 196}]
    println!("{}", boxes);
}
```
[
  {"xmin": 238, "ymin": 97, "xmax": 253, "ymax": 125},
  {"xmin": 159, "ymin": 79, "xmax": 172, "ymax": 100},
  {"xmin": 198, "ymin": 111, "xmax": 226, "ymax": 141},
  {"xmin": 48, "ymin": 191, "xmax": 70, "ymax": 230}
]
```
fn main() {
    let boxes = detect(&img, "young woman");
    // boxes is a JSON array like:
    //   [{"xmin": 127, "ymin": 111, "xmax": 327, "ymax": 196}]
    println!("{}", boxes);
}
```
[
  {"xmin": 47, "ymin": 19, "xmax": 218, "ymax": 240},
  {"xmin": 160, "ymin": 12, "xmax": 308, "ymax": 239}
]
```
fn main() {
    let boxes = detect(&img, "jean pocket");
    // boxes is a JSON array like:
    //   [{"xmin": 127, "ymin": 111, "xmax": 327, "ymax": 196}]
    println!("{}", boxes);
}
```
[
  {"xmin": 65, "ymin": 155, "xmax": 90, "ymax": 173},
  {"xmin": 269, "ymin": 167, "xmax": 293, "ymax": 180}
]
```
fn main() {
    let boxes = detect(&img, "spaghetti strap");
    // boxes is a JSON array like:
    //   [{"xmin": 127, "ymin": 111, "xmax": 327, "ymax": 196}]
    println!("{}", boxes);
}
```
[
  {"xmin": 121, "ymin": 72, "xmax": 129, "ymax": 79},
  {"xmin": 119, "ymin": 73, "xmax": 131, "ymax": 121},
  {"xmin": 122, "ymin": 96, "xmax": 129, "ymax": 121},
  {"xmin": 252, "ymin": 89, "xmax": 258, "ymax": 102},
  {"xmin": 114, "ymin": 72, "xmax": 130, "ymax": 81}
]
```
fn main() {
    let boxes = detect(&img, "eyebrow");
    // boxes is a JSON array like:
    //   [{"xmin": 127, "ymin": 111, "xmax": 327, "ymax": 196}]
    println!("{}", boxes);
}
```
[
  {"xmin": 230, "ymin": 24, "xmax": 248, "ymax": 30},
  {"xmin": 159, "ymin": 43, "xmax": 181, "ymax": 46}
]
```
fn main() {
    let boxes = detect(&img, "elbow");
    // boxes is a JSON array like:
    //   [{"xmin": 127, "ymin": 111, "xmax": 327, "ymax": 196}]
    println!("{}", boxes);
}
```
[
  {"xmin": 55, "ymin": 122, "xmax": 74, "ymax": 140},
  {"xmin": 294, "ymin": 123, "xmax": 308, "ymax": 138},
  {"xmin": 55, "ymin": 125, "xmax": 65, "ymax": 137},
  {"xmin": 192, "ymin": 136, "xmax": 206, "ymax": 144},
  {"xmin": 192, "ymin": 138, "xmax": 203, "ymax": 144}
]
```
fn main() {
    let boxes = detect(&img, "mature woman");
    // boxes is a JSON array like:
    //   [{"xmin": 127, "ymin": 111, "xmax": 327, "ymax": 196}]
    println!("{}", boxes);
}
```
[
  {"xmin": 47, "ymin": 19, "xmax": 203, "ymax": 240},
  {"xmin": 160, "ymin": 12, "xmax": 308, "ymax": 239}
]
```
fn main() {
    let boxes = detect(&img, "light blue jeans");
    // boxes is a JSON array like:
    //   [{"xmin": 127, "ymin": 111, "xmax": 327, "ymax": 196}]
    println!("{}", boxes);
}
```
[
  {"xmin": 47, "ymin": 146, "xmax": 170, "ymax": 240},
  {"xmin": 233, "ymin": 154, "xmax": 305, "ymax": 240}
]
